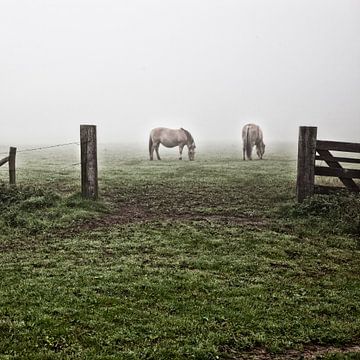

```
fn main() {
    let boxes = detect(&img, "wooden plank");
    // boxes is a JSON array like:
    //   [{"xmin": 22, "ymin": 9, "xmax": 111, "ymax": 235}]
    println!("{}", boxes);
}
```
[
  {"xmin": 316, "ymin": 149, "xmax": 359, "ymax": 191},
  {"xmin": 80, "ymin": 125, "xmax": 98, "ymax": 199},
  {"xmin": 316, "ymin": 140, "xmax": 360, "ymax": 153},
  {"xmin": 0, "ymin": 156, "xmax": 9, "ymax": 167},
  {"xmin": 314, "ymin": 185, "xmax": 359, "ymax": 194},
  {"xmin": 315, "ymin": 166, "xmax": 360, "ymax": 179},
  {"xmin": 315, "ymin": 154, "xmax": 360, "ymax": 164},
  {"xmin": 296, "ymin": 126, "xmax": 318, "ymax": 202},
  {"xmin": 9, "ymin": 147, "xmax": 16, "ymax": 185}
]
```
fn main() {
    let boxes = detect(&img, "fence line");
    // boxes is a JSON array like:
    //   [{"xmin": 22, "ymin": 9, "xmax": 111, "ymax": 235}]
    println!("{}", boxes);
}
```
[
  {"xmin": 0, "ymin": 162, "xmax": 81, "ymax": 170},
  {"xmin": 1, "ymin": 125, "xmax": 98, "ymax": 200},
  {"xmin": 0, "ymin": 142, "xmax": 80, "ymax": 185},
  {"xmin": 0, "ymin": 142, "xmax": 79, "ymax": 156}
]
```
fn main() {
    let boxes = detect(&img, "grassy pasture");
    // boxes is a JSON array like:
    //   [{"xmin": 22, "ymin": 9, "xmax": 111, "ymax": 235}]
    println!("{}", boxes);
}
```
[{"xmin": 0, "ymin": 143, "xmax": 359, "ymax": 359}]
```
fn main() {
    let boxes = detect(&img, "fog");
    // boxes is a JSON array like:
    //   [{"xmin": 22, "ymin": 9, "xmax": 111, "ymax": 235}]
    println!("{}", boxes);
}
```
[{"xmin": 1, "ymin": 0, "xmax": 359, "ymax": 147}]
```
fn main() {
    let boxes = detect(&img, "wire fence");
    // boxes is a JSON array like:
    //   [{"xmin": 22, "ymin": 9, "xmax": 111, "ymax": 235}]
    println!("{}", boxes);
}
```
[
  {"xmin": 0, "ymin": 142, "xmax": 81, "ymax": 174},
  {"xmin": 0, "ymin": 163, "xmax": 81, "ymax": 173},
  {"xmin": 0, "ymin": 142, "xmax": 79, "ymax": 156},
  {"xmin": 1, "ymin": 125, "xmax": 99, "ymax": 198}
]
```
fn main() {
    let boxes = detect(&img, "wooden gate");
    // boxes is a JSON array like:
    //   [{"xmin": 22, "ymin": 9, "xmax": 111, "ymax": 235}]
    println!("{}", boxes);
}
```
[{"xmin": 296, "ymin": 126, "xmax": 360, "ymax": 202}]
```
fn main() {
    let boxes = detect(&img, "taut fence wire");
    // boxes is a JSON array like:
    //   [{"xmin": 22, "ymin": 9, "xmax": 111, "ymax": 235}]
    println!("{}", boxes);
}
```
[
  {"xmin": 0, "ymin": 142, "xmax": 79, "ymax": 156},
  {"xmin": 0, "ymin": 141, "xmax": 81, "ymax": 173}
]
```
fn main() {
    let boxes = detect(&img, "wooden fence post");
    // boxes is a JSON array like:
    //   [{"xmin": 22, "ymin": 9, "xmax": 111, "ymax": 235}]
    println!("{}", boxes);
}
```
[
  {"xmin": 80, "ymin": 125, "xmax": 98, "ymax": 199},
  {"xmin": 9, "ymin": 147, "xmax": 16, "ymax": 185},
  {"xmin": 296, "ymin": 126, "xmax": 317, "ymax": 202}
]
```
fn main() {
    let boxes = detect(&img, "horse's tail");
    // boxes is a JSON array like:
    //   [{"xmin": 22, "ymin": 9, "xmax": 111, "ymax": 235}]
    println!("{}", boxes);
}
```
[
  {"xmin": 149, "ymin": 135, "xmax": 153, "ymax": 157},
  {"xmin": 246, "ymin": 126, "xmax": 252, "ymax": 159}
]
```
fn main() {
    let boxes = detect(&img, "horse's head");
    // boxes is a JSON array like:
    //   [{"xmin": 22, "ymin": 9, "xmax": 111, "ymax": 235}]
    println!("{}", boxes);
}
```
[
  {"xmin": 256, "ymin": 142, "xmax": 265, "ymax": 159},
  {"xmin": 188, "ymin": 142, "xmax": 196, "ymax": 161}
]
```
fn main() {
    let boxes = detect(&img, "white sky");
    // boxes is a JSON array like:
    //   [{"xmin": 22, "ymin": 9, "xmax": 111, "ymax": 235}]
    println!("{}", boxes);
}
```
[{"xmin": 1, "ymin": 0, "xmax": 359, "ymax": 145}]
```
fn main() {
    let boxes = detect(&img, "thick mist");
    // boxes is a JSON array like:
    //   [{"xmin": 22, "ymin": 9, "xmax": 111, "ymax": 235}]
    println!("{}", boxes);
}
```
[{"xmin": 1, "ymin": 0, "xmax": 359, "ymax": 146}]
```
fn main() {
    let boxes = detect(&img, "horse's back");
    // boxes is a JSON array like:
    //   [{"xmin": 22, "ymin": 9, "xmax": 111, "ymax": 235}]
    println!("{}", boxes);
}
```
[
  {"xmin": 242, "ymin": 123, "xmax": 262, "ymax": 142},
  {"xmin": 150, "ymin": 127, "xmax": 165, "ymax": 138},
  {"xmin": 150, "ymin": 127, "xmax": 170, "ymax": 141},
  {"xmin": 150, "ymin": 127, "xmax": 186, "ymax": 147}
]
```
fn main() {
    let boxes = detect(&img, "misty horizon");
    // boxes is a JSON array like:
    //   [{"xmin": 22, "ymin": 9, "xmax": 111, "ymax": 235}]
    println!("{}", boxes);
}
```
[{"xmin": 1, "ymin": 0, "xmax": 359, "ymax": 147}]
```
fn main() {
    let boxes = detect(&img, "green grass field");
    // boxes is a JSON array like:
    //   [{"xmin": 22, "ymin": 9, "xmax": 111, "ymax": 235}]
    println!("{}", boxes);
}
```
[{"xmin": 0, "ymin": 144, "xmax": 359, "ymax": 359}]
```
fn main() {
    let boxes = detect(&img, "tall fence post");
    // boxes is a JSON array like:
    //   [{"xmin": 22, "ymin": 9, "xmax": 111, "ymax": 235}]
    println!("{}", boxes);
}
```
[
  {"xmin": 80, "ymin": 125, "xmax": 98, "ymax": 199},
  {"xmin": 9, "ymin": 147, "xmax": 16, "ymax": 185},
  {"xmin": 296, "ymin": 126, "xmax": 317, "ymax": 202}
]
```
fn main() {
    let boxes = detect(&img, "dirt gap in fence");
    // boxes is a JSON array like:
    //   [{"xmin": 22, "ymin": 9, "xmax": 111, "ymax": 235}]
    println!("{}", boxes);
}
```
[{"xmin": 57, "ymin": 203, "xmax": 267, "ymax": 236}]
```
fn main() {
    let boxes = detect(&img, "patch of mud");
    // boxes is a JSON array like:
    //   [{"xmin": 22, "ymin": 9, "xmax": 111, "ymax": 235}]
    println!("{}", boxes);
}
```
[{"xmin": 60, "ymin": 204, "xmax": 267, "ymax": 236}]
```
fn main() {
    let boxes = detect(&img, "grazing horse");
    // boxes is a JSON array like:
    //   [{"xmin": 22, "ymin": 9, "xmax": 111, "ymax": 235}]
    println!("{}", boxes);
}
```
[
  {"xmin": 242, "ymin": 123, "xmax": 265, "ymax": 160},
  {"xmin": 149, "ymin": 127, "xmax": 196, "ymax": 161}
]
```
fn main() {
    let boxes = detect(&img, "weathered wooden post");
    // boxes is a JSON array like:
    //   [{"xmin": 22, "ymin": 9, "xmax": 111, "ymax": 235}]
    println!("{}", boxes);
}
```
[
  {"xmin": 80, "ymin": 125, "xmax": 98, "ymax": 199},
  {"xmin": 9, "ymin": 147, "xmax": 16, "ymax": 185},
  {"xmin": 296, "ymin": 126, "xmax": 317, "ymax": 202}
]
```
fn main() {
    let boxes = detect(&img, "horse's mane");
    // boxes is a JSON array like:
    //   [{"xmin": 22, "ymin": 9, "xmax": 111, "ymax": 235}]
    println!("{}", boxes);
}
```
[{"xmin": 180, "ymin": 128, "xmax": 194, "ymax": 144}]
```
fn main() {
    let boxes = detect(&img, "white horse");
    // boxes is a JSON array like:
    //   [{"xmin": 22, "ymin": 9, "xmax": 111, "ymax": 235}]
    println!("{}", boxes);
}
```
[
  {"xmin": 242, "ymin": 123, "xmax": 265, "ymax": 160},
  {"xmin": 149, "ymin": 127, "xmax": 196, "ymax": 161}
]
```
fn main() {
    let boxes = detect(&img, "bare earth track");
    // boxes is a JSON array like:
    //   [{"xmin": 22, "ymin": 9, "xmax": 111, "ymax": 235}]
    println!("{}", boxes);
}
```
[{"xmin": 62, "ymin": 204, "xmax": 268, "ymax": 236}]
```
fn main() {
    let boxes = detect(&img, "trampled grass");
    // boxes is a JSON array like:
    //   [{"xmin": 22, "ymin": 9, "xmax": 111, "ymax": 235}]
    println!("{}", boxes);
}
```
[{"xmin": 0, "ymin": 144, "xmax": 359, "ymax": 359}]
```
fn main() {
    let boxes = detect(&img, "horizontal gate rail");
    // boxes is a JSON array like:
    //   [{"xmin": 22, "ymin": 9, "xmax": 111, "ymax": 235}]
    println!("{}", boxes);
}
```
[
  {"xmin": 316, "ymin": 140, "xmax": 360, "ymax": 153},
  {"xmin": 314, "ymin": 166, "xmax": 360, "ymax": 179},
  {"xmin": 297, "ymin": 127, "xmax": 360, "ymax": 202},
  {"xmin": 315, "ymin": 154, "xmax": 360, "ymax": 164}
]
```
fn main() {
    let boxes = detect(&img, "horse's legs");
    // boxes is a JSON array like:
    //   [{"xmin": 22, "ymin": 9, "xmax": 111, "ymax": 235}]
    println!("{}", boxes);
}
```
[
  {"xmin": 155, "ymin": 144, "xmax": 161, "ymax": 160},
  {"xmin": 249, "ymin": 144, "xmax": 253, "ymax": 160},
  {"xmin": 150, "ymin": 142, "xmax": 160, "ymax": 160},
  {"xmin": 178, "ymin": 144, "xmax": 184, "ymax": 160},
  {"xmin": 150, "ymin": 144, "xmax": 155, "ymax": 160},
  {"xmin": 243, "ymin": 146, "xmax": 246, "ymax": 160},
  {"xmin": 256, "ymin": 146, "xmax": 262, "ymax": 159}
]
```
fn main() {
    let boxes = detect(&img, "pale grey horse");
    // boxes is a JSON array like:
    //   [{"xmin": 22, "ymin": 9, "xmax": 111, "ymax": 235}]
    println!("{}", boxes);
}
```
[
  {"xmin": 242, "ymin": 123, "xmax": 265, "ymax": 160},
  {"xmin": 149, "ymin": 127, "xmax": 196, "ymax": 161}
]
